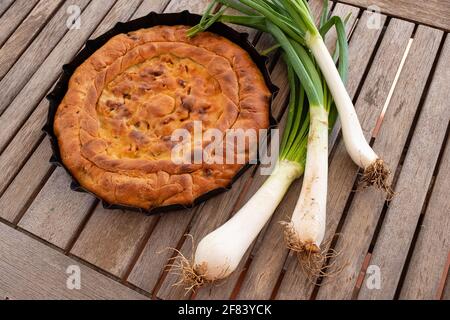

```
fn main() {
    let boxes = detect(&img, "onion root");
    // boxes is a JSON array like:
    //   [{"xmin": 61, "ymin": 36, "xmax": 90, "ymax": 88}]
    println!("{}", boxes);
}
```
[
  {"xmin": 281, "ymin": 222, "xmax": 348, "ymax": 284},
  {"xmin": 361, "ymin": 159, "xmax": 394, "ymax": 200}
]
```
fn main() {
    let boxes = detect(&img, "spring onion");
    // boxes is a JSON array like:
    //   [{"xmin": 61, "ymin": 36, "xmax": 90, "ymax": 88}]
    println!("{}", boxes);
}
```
[
  {"xmin": 171, "ymin": 1, "xmax": 352, "ymax": 288},
  {"xmin": 196, "ymin": 0, "xmax": 393, "ymax": 194}
]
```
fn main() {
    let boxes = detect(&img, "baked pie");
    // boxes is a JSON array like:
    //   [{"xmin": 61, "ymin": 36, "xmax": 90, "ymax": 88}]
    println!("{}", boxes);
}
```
[{"xmin": 54, "ymin": 25, "xmax": 271, "ymax": 210}]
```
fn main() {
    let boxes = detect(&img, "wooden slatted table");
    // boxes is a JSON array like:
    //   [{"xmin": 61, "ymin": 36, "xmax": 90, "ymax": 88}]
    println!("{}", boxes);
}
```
[{"xmin": 0, "ymin": 0, "xmax": 448, "ymax": 300}]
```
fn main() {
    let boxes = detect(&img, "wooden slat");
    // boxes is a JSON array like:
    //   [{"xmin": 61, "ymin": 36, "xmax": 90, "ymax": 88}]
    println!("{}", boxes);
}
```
[
  {"xmin": 445, "ymin": 277, "xmax": 450, "ymax": 300},
  {"xmin": 126, "ymin": 207, "xmax": 198, "ymax": 293},
  {"xmin": 18, "ymin": 167, "xmax": 95, "ymax": 249},
  {"xmin": 338, "ymin": 0, "xmax": 450, "ymax": 32},
  {"xmin": 315, "ymin": 23, "xmax": 442, "ymax": 300},
  {"xmin": 194, "ymin": 110, "xmax": 290, "ymax": 300},
  {"xmin": 66, "ymin": 0, "xmax": 213, "ymax": 282},
  {"xmin": 71, "ymin": 205, "xmax": 156, "ymax": 278},
  {"xmin": 0, "ymin": 0, "xmax": 63, "ymax": 80},
  {"xmin": 155, "ymin": 169, "xmax": 254, "ymax": 299},
  {"xmin": 399, "ymin": 138, "xmax": 450, "ymax": 300},
  {"xmin": 0, "ymin": 0, "xmax": 14, "ymax": 17},
  {"xmin": 193, "ymin": 133, "xmax": 287, "ymax": 300},
  {"xmin": 277, "ymin": 16, "xmax": 412, "ymax": 300},
  {"xmin": 89, "ymin": 0, "xmax": 144, "ymax": 38},
  {"xmin": 440, "ymin": 257, "xmax": 450, "ymax": 300},
  {"xmin": 0, "ymin": 139, "xmax": 53, "ymax": 223},
  {"xmin": 0, "ymin": 0, "xmax": 39, "ymax": 47},
  {"xmin": 0, "ymin": 99, "xmax": 48, "ymax": 196},
  {"xmin": 0, "ymin": 0, "xmax": 117, "ymax": 151},
  {"xmin": 358, "ymin": 32, "xmax": 449, "ymax": 300},
  {"xmin": 0, "ymin": 0, "xmax": 90, "ymax": 82},
  {"xmin": 441, "ymin": 253, "xmax": 450, "ymax": 300},
  {"xmin": 164, "ymin": 0, "xmax": 212, "ymax": 14},
  {"xmin": 129, "ymin": 0, "xmax": 170, "ymax": 19},
  {"xmin": 0, "ymin": 223, "xmax": 147, "ymax": 300},
  {"xmin": 15, "ymin": 0, "xmax": 156, "ymax": 248}
]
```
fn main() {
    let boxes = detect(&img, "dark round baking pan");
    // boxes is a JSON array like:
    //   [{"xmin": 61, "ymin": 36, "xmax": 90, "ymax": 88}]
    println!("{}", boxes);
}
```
[{"xmin": 43, "ymin": 10, "xmax": 278, "ymax": 215}]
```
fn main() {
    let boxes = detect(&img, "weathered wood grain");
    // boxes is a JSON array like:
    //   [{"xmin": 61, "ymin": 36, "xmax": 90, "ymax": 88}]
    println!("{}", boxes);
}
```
[
  {"xmin": 0, "ymin": 0, "xmax": 116, "ymax": 151},
  {"xmin": 358, "ymin": 30, "xmax": 448, "ymax": 300},
  {"xmin": 0, "ymin": 0, "xmax": 14, "ymax": 17},
  {"xmin": 71, "ymin": 205, "xmax": 157, "ymax": 278},
  {"xmin": 194, "ymin": 116, "xmax": 290, "ymax": 300},
  {"xmin": 155, "ymin": 169, "xmax": 254, "ymax": 299},
  {"xmin": 277, "ymin": 15, "xmax": 410, "ymax": 300},
  {"xmin": 89, "ymin": 0, "xmax": 143, "ymax": 38},
  {"xmin": 399, "ymin": 138, "xmax": 450, "ymax": 300},
  {"xmin": 400, "ymin": 38, "xmax": 450, "ymax": 299},
  {"xmin": 0, "ymin": 0, "xmax": 39, "ymax": 47},
  {"xmin": 0, "ymin": 138, "xmax": 53, "ymax": 223},
  {"xmin": 441, "ymin": 253, "xmax": 450, "ymax": 300},
  {"xmin": 0, "ymin": 222, "xmax": 147, "ymax": 300},
  {"xmin": 315, "ymin": 22, "xmax": 441, "ymax": 300},
  {"xmin": 15, "ymin": 0, "xmax": 157, "ymax": 249},
  {"xmin": 0, "ymin": 0, "xmax": 90, "ymax": 84},
  {"xmin": 127, "ymin": 207, "xmax": 199, "ymax": 293},
  {"xmin": 131, "ymin": 0, "xmax": 170, "ymax": 19},
  {"xmin": 445, "ymin": 277, "xmax": 450, "ymax": 300},
  {"xmin": 0, "ymin": 0, "xmax": 63, "ymax": 80},
  {"xmin": 0, "ymin": 99, "xmax": 48, "ymax": 197},
  {"xmin": 337, "ymin": 0, "xmax": 450, "ymax": 32},
  {"xmin": 18, "ymin": 167, "xmax": 96, "ymax": 249},
  {"xmin": 164, "ymin": 0, "xmax": 211, "ymax": 14}
]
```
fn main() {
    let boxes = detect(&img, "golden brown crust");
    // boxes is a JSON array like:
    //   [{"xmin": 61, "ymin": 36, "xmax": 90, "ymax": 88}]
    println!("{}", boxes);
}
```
[{"xmin": 54, "ymin": 25, "xmax": 270, "ymax": 210}]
